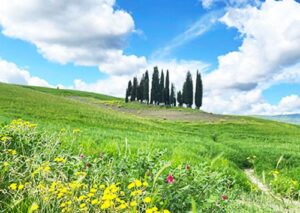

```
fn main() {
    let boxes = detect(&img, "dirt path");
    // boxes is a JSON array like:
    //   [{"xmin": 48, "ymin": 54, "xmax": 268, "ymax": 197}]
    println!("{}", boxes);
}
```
[
  {"xmin": 244, "ymin": 169, "xmax": 300, "ymax": 212},
  {"xmin": 67, "ymin": 96, "xmax": 234, "ymax": 122}
]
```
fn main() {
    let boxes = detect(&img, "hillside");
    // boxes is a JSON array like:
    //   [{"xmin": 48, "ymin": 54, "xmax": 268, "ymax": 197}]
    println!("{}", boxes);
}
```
[
  {"xmin": 1, "ymin": 82, "xmax": 300, "ymax": 212},
  {"xmin": 259, "ymin": 114, "xmax": 300, "ymax": 125}
]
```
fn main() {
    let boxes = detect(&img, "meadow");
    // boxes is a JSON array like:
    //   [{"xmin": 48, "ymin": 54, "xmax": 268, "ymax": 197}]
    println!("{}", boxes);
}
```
[{"xmin": 0, "ymin": 82, "xmax": 300, "ymax": 212}]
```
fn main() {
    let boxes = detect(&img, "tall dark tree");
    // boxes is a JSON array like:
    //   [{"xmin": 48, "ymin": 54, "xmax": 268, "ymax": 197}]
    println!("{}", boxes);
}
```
[
  {"xmin": 131, "ymin": 77, "xmax": 138, "ymax": 101},
  {"xmin": 137, "ymin": 74, "xmax": 145, "ymax": 102},
  {"xmin": 195, "ymin": 71, "xmax": 203, "ymax": 109},
  {"xmin": 126, "ymin": 80, "xmax": 132, "ymax": 102},
  {"xmin": 177, "ymin": 91, "xmax": 183, "ymax": 107},
  {"xmin": 170, "ymin": 83, "xmax": 176, "ymax": 106},
  {"xmin": 182, "ymin": 71, "xmax": 193, "ymax": 108},
  {"xmin": 125, "ymin": 88, "xmax": 129, "ymax": 103},
  {"xmin": 143, "ymin": 71, "xmax": 149, "ymax": 104},
  {"xmin": 159, "ymin": 70, "xmax": 165, "ymax": 104},
  {"xmin": 150, "ymin": 67, "xmax": 160, "ymax": 104},
  {"xmin": 164, "ymin": 70, "xmax": 170, "ymax": 105}
]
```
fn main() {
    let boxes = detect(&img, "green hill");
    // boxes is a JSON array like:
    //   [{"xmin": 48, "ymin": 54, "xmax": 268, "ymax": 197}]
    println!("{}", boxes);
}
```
[{"xmin": 1, "ymin": 82, "xmax": 300, "ymax": 212}]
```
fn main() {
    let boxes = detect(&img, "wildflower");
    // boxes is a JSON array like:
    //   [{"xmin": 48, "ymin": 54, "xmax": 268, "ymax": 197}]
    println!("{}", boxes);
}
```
[
  {"xmin": 80, "ymin": 203, "xmax": 86, "ymax": 208},
  {"xmin": 99, "ymin": 184, "xmax": 105, "ymax": 189},
  {"xmin": 144, "ymin": 197, "xmax": 152, "ymax": 203},
  {"xmin": 73, "ymin": 128, "xmax": 81, "ymax": 134},
  {"xmin": 221, "ymin": 195, "xmax": 228, "ymax": 201},
  {"xmin": 29, "ymin": 203, "xmax": 39, "ymax": 212},
  {"xmin": 166, "ymin": 174, "xmax": 174, "ymax": 184},
  {"xmin": 78, "ymin": 195, "xmax": 87, "ymax": 201},
  {"xmin": 117, "ymin": 203, "xmax": 127, "ymax": 209},
  {"xmin": 185, "ymin": 164, "xmax": 190, "ymax": 171},
  {"xmin": 120, "ymin": 191, "xmax": 125, "ymax": 196},
  {"xmin": 90, "ymin": 188, "xmax": 97, "ymax": 193},
  {"xmin": 3, "ymin": 162, "xmax": 9, "ymax": 167},
  {"xmin": 130, "ymin": 201, "xmax": 137, "ymax": 207},
  {"xmin": 18, "ymin": 184, "xmax": 24, "ymax": 190},
  {"xmin": 91, "ymin": 199, "xmax": 99, "ymax": 205},
  {"xmin": 54, "ymin": 157, "xmax": 66, "ymax": 163},
  {"xmin": 101, "ymin": 200, "xmax": 112, "ymax": 209},
  {"xmin": 130, "ymin": 190, "xmax": 142, "ymax": 196},
  {"xmin": 143, "ymin": 181, "xmax": 149, "ymax": 187},
  {"xmin": 80, "ymin": 154, "xmax": 85, "ymax": 159},
  {"xmin": 9, "ymin": 183, "xmax": 17, "ymax": 190},
  {"xmin": 163, "ymin": 210, "xmax": 171, "ymax": 213},
  {"xmin": 128, "ymin": 182, "xmax": 135, "ymax": 189}
]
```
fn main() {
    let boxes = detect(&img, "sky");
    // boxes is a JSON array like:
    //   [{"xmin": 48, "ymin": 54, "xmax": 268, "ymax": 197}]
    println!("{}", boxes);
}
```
[{"xmin": 0, "ymin": 0, "xmax": 300, "ymax": 115}]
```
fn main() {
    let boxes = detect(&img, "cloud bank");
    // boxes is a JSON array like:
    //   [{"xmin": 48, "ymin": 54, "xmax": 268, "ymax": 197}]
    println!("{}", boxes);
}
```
[{"xmin": 0, "ymin": 0, "xmax": 146, "ymax": 75}]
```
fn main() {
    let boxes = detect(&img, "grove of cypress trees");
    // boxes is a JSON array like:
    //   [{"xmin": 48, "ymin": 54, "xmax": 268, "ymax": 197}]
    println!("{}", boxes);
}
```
[
  {"xmin": 165, "ymin": 70, "xmax": 170, "ymax": 105},
  {"xmin": 131, "ymin": 77, "xmax": 138, "ymax": 101},
  {"xmin": 159, "ymin": 70, "xmax": 165, "ymax": 104},
  {"xmin": 177, "ymin": 91, "xmax": 183, "ymax": 107},
  {"xmin": 195, "ymin": 71, "xmax": 203, "ymax": 109},
  {"xmin": 144, "ymin": 71, "xmax": 149, "ymax": 104},
  {"xmin": 151, "ymin": 67, "xmax": 160, "ymax": 104},
  {"xmin": 183, "ymin": 71, "xmax": 193, "ymax": 108}
]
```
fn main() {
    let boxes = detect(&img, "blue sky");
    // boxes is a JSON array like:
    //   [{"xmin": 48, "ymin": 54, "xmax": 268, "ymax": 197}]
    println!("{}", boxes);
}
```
[{"xmin": 0, "ymin": 0, "xmax": 300, "ymax": 115}]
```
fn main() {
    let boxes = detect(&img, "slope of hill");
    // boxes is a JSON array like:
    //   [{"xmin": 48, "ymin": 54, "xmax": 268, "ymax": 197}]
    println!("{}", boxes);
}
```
[
  {"xmin": 1, "ymin": 82, "xmax": 300, "ymax": 211},
  {"xmin": 260, "ymin": 114, "xmax": 300, "ymax": 125}
]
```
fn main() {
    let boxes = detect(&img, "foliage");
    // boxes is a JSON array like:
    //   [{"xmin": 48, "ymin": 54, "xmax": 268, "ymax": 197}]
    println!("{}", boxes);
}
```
[
  {"xmin": 0, "ymin": 120, "xmax": 237, "ymax": 212},
  {"xmin": 195, "ymin": 70, "xmax": 203, "ymax": 109},
  {"xmin": 182, "ymin": 71, "xmax": 193, "ymax": 108}
]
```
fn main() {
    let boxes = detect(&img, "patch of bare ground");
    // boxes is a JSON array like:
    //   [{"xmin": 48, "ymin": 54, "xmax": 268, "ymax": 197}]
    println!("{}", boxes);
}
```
[{"xmin": 67, "ymin": 96, "xmax": 234, "ymax": 122}]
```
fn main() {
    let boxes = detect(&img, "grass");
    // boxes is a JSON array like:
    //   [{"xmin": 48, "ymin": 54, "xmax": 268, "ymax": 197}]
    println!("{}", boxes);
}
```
[{"xmin": 0, "ymin": 82, "xmax": 300, "ymax": 211}]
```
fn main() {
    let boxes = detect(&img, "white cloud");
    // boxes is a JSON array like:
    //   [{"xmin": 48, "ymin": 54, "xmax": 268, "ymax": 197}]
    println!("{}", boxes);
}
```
[
  {"xmin": 0, "ymin": 59, "xmax": 51, "ymax": 87},
  {"xmin": 201, "ymin": 0, "xmax": 300, "ymax": 115},
  {"xmin": 0, "ymin": 0, "xmax": 146, "ymax": 75}
]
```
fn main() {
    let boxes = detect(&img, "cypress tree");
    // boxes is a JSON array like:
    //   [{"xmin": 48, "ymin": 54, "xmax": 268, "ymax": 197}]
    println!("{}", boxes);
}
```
[
  {"xmin": 131, "ymin": 77, "xmax": 138, "ymax": 101},
  {"xmin": 165, "ymin": 70, "xmax": 170, "ymax": 105},
  {"xmin": 139, "ymin": 74, "xmax": 145, "ymax": 102},
  {"xmin": 170, "ymin": 83, "xmax": 176, "ymax": 106},
  {"xmin": 177, "ymin": 91, "xmax": 183, "ymax": 107},
  {"xmin": 195, "ymin": 71, "xmax": 203, "ymax": 109},
  {"xmin": 144, "ymin": 71, "xmax": 149, "ymax": 104},
  {"xmin": 125, "ymin": 88, "xmax": 129, "ymax": 103},
  {"xmin": 151, "ymin": 67, "xmax": 160, "ymax": 104},
  {"xmin": 126, "ymin": 80, "xmax": 132, "ymax": 102},
  {"xmin": 183, "ymin": 71, "xmax": 193, "ymax": 108},
  {"xmin": 159, "ymin": 70, "xmax": 165, "ymax": 104}
]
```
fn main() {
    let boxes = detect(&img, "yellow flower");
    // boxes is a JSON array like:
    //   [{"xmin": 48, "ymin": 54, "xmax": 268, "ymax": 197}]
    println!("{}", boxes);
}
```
[
  {"xmin": 73, "ymin": 128, "xmax": 81, "ymax": 134},
  {"xmin": 87, "ymin": 193, "xmax": 94, "ymax": 197},
  {"xmin": 101, "ymin": 200, "xmax": 112, "ymax": 209},
  {"xmin": 128, "ymin": 182, "xmax": 135, "ymax": 189},
  {"xmin": 117, "ymin": 203, "xmax": 127, "ymax": 209},
  {"xmin": 3, "ymin": 162, "xmax": 9, "ymax": 167},
  {"xmin": 18, "ymin": 184, "xmax": 24, "ymax": 190},
  {"xmin": 131, "ymin": 190, "xmax": 142, "ymax": 196},
  {"xmin": 135, "ymin": 180, "xmax": 142, "ymax": 187},
  {"xmin": 29, "ymin": 203, "xmax": 39, "ymax": 212},
  {"xmin": 54, "ymin": 157, "xmax": 66, "ymax": 163},
  {"xmin": 43, "ymin": 166, "xmax": 51, "ymax": 172},
  {"xmin": 91, "ymin": 199, "xmax": 99, "ymax": 205},
  {"xmin": 80, "ymin": 203, "xmax": 86, "ymax": 208},
  {"xmin": 144, "ymin": 197, "xmax": 152, "ymax": 203},
  {"xmin": 163, "ymin": 210, "xmax": 171, "ymax": 213},
  {"xmin": 143, "ymin": 181, "xmax": 149, "ymax": 187},
  {"xmin": 130, "ymin": 201, "xmax": 137, "ymax": 207},
  {"xmin": 78, "ymin": 195, "xmax": 87, "ymax": 201},
  {"xmin": 99, "ymin": 184, "xmax": 105, "ymax": 189},
  {"xmin": 9, "ymin": 183, "xmax": 17, "ymax": 190},
  {"xmin": 120, "ymin": 191, "xmax": 125, "ymax": 196},
  {"xmin": 90, "ymin": 188, "xmax": 97, "ymax": 193}
]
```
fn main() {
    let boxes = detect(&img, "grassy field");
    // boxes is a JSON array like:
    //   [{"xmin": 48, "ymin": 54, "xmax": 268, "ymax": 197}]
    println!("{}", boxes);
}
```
[{"xmin": 1, "ymin": 82, "xmax": 300, "ymax": 212}]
